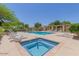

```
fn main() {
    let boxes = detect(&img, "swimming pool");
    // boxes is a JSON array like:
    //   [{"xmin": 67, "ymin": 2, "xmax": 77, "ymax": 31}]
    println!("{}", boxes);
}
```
[
  {"xmin": 21, "ymin": 38, "xmax": 59, "ymax": 56},
  {"xmin": 29, "ymin": 31, "xmax": 52, "ymax": 35}
]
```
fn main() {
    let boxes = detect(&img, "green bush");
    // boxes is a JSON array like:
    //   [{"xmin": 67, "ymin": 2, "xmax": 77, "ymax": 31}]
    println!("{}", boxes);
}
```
[
  {"xmin": 0, "ymin": 27, "xmax": 5, "ymax": 39},
  {"xmin": 0, "ymin": 28, "xmax": 5, "ymax": 35},
  {"xmin": 0, "ymin": 28, "xmax": 5, "ymax": 32},
  {"xmin": 69, "ymin": 23, "xmax": 79, "ymax": 33}
]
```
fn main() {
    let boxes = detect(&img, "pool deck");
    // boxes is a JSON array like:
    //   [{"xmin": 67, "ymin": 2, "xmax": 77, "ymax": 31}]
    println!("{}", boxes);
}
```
[{"xmin": 0, "ymin": 32, "xmax": 79, "ymax": 56}]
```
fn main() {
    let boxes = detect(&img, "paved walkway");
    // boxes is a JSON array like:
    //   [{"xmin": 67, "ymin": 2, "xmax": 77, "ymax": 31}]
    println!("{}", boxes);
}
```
[
  {"xmin": 0, "ymin": 32, "xmax": 79, "ymax": 56},
  {"xmin": 42, "ymin": 34, "xmax": 79, "ymax": 56},
  {"xmin": 0, "ymin": 35, "xmax": 29, "ymax": 56}
]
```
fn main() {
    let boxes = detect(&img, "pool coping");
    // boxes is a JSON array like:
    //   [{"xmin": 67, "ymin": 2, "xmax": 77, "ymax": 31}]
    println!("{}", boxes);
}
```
[
  {"xmin": 44, "ymin": 41, "xmax": 64, "ymax": 56},
  {"xmin": 15, "ymin": 42, "xmax": 30, "ymax": 56},
  {"xmin": 21, "ymin": 38, "xmax": 59, "ymax": 56}
]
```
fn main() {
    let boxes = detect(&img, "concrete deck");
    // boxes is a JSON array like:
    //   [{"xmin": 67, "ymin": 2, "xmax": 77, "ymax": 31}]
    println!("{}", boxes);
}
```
[{"xmin": 0, "ymin": 32, "xmax": 79, "ymax": 56}]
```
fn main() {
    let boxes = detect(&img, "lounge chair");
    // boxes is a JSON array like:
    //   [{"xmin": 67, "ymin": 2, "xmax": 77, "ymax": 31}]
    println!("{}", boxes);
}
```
[{"xmin": 9, "ymin": 30, "xmax": 26, "ymax": 42}]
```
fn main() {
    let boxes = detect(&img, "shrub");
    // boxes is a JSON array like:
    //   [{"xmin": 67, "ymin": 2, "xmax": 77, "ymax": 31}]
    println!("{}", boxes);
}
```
[
  {"xmin": 0, "ymin": 27, "xmax": 5, "ymax": 39},
  {"xmin": 69, "ymin": 23, "xmax": 79, "ymax": 33}
]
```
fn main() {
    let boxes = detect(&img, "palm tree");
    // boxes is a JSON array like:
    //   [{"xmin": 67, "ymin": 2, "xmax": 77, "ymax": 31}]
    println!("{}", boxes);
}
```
[{"xmin": 34, "ymin": 22, "xmax": 42, "ymax": 31}]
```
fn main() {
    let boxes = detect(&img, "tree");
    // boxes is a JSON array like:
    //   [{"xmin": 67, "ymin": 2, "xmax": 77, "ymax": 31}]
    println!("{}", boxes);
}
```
[
  {"xmin": 0, "ymin": 4, "xmax": 19, "ymax": 26},
  {"xmin": 2, "ymin": 21, "xmax": 20, "ymax": 30},
  {"xmin": 69, "ymin": 23, "xmax": 79, "ymax": 33},
  {"xmin": 69, "ymin": 23, "xmax": 79, "ymax": 38},
  {"xmin": 53, "ymin": 20, "xmax": 61, "ymax": 25},
  {"xmin": 62, "ymin": 21, "xmax": 71, "ymax": 25},
  {"xmin": 34, "ymin": 22, "xmax": 42, "ymax": 31},
  {"xmin": 0, "ymin": 4, "xmax": 21, "ymax": 32},
  {"xmin": 48, "ymin": 20, "xmax": 61, "ymax": 30},
  {"xmin": 24, "ymin": 24, "xmax": 29, "ymax": 31}
]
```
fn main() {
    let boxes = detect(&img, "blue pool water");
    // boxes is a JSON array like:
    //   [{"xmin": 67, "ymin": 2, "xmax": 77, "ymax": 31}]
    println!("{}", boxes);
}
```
[
  {"xmin": 29, "ymin": 31, "xmax": 52, "ymax": 35},
  {"xmin": 21, "ymin": 38, "xmax": 59, "ymax": 56}
]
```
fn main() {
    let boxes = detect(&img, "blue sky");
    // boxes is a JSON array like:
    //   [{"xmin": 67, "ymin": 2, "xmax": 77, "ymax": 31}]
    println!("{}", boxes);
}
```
[{"xmin": 5, "ymin": 3, "xmax": 79, "ymax": 26}]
